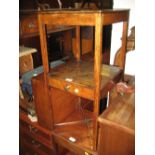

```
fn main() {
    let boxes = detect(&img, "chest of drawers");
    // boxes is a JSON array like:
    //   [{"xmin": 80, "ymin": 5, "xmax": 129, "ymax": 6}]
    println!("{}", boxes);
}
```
[{"xmin": 19, "ymin": 111, "xmax": 56, "ymax": 155}]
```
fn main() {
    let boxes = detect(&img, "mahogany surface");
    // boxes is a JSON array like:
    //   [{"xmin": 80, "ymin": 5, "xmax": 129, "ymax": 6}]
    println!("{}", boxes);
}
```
[
  {"xmin": 19, "ymin": 111, "xmax": 56, "ymax": 155},
  {"xmin": 20, "ymin": 11, "xmax": 75, "ymax": 38},
  {"xmin": 98, "ymin": 75, "xmax": 135, "ymax": 155},
  {"xmin": 99, "ymin": 91, "xmax": 135, "ymax": 134},
  {"xmin": 53, "ymin": 123, "xmax": 96, "ymax": 155},
  {"xmin": 32, "ymin": 75, "xmax": 54, "ymax": 130},
  {"xmin": 20, "ymin": 11, "xmax": 75, "ymax": 68},
  {"xmin": 48, "ymin": 55, "xmax": 123, "ymax": 100}
]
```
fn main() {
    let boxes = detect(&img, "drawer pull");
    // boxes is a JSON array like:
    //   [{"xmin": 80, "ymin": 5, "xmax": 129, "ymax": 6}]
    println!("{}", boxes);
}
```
[
  {"xmin": 74, "ymin": 88, "xmax": 79, "ymax": 94},
  {"xmin": 31, "ymin": 140, "xmax": 41, "ymax": 148},
  {"xmin": 28, "ymin": 23, "xmax": 36, "ymax": 28},
  {"xmin": 64, "ymin": 85, "xmax": 71, "ymax": 91},
  {"xmin": 29, "ymin": 125, "xmax": 38, "ymax": 133}
]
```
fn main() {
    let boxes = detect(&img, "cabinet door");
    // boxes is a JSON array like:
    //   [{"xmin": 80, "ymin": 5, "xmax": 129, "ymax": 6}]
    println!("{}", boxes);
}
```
[{"xmin": 32, "ymin": 76, "xmax": 53, "ymax": 130}]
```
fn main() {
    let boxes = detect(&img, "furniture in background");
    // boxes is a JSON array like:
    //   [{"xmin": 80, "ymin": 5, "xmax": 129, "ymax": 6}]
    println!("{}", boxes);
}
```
[
  {"xmin": 20, "ymin": 10, "xmax": 75, "ymax": 68},
  {"xmin": 19, "ymin": 0, "xmax": 113, "ymax": 68},
  {"xmin": 98, "ymin": 75, "xmax": 135, "ymax": 155},
  {"xmin": 19, "ymin": 46, "xmax": 59, "ymax": 155},
  {"xmin": 19, "ymin": 46, "xmax": 37, "ymax": 74},
  {"xmin": 81, "ymin": 0, "xmax": 100, "ymax": 9},
  {"xmin": 19, "ymin": 110, "xmax": 56, "ymax": 155},
  {"xmin": 74, "ymin": 0, "xmax": 113, "ymax": 66},
  {"xmin": 19, "ymin": 46, "xmax": 74, "ymax": 155},
  {"xmin": 19, "ymin": 46, "xmax": 49, "ymax": 155},
  {"xmin": 114, "ymin": 26, "xmax": 135, "ymax": 67},
  {"xmin": 19, "ymin": 46, "xmax": 37, "ymax": 101},
  {"xmin": 19, "ymin": 0, "xmax": 74, "ymax": 10},
  {"xmin": 97, "ymin": 25, "xmax": 135, "ymax": 155}
]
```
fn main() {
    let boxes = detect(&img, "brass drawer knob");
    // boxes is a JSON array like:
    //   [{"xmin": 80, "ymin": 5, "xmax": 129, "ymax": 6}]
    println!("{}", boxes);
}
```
[
  {"xmin": 29, "ymin": 125, "xmax": 38, "ymax": 133},
  {"xmin": 28, "ymin": 23, "xmax": 36, "ymax": 28},
  {"xmin": 74, "ymin": 88, "xmax": 79, "ymax": 94},
  {"xmin": 31, "ymin": 140, "xmax": 41, "ymax": 148},
  {"xmin": 64, "ymin": 85, "xmax": 71, "ymax": 91}
]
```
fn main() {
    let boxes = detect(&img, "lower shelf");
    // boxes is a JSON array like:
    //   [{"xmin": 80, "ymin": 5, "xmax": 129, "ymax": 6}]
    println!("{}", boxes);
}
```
[{"xmin": 53, "ymin": 110, "xmax": 97, "ymax": 155}]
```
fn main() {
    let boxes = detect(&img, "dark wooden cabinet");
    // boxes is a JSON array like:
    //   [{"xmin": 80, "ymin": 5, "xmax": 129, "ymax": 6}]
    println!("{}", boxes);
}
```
[
  {"xmin": 19, "ymin": 0, "xmax": 74, "ymax": 10},
  {"xmin": 19, "ymin": 11, "xmax": 74, "ymax": 68},
  {"xmin": 19, "ymin": 111, "xmax": 56, "ymax": 155}
]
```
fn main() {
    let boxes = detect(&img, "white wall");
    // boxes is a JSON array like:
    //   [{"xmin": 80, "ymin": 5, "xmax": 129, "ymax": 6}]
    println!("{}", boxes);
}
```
[{"xmin": 110, "ymin": 0, "xmax": 135, "ymax": 75}]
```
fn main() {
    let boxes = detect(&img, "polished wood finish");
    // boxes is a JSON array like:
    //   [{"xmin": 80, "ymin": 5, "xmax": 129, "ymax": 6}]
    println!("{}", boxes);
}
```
[
  {"xmin": 32, "ymin": 74, "xmax": 54, "ymax": 130},
  {"xmin": 98, "ymin": 75, "xmax": 135, "ymax": 155},
  {"xmin": 36, "ymin": 9, "xmax": 129, "ymax": 153},
  {"xmin": 49, "ymin": 87, "xmax": 80, "ymax": 125},
  {"xmin": 20, "ymin": 11, "xmax": 75, "ymax": 68},
  {"xmin": 48, "ymin": 57, "xmax": 123, "ymax": 100},
  {"xmin": 53, "ymin": 123, "xmax": 96, "ymax": 155},
  {"xmin": 20, "ymin": 14, "xmax": 39, "ymax": 38},
  {"xmin": 74, "ymin": 26, "xmax": 81, "ymax": 61},
  {"xmin": 72, "ymin": 38, "xmax": 93, "ymax": 55},
  {"xmin": 93, "ymin": 13, "xmax": 103, "ymax": 149},
  {"xmin": 20, "ymin": 12, "xmax": 75, "ymax": 38},
  {"xmin": 38, "ymin": 9, "xmax": 129, "ymax": 26}
]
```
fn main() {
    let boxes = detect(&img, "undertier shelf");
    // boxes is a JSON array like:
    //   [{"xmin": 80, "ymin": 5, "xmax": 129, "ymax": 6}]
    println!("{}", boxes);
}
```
[{"xmin": 53, "ymin": 110, "xmax": 97, "ymax": 155}]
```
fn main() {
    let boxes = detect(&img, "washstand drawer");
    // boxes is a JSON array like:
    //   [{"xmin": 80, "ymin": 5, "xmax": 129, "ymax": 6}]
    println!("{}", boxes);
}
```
[{"xmin": 49, "ymin": 78, "xmax": 94, "ymax": 100}]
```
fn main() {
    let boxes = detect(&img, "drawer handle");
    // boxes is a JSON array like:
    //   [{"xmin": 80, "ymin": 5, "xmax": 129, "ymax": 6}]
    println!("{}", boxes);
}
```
[
  {"xmin": 29, "ymin": 125, "xmax": 38, "ymax": 133},
  {"xmin": 31, "ymin": 140, "xmax": 41, "ymax": 148},
  {"xmin": 64, "ymin": 85, "xmax": 71, "ymax": 91},
  {"xmin": 28, "ymin": 23, "xmax": 36, "ymax": 28},
  {"xmin": 74, "ymin": 88, "xmax": 79, "ymax": 94}
]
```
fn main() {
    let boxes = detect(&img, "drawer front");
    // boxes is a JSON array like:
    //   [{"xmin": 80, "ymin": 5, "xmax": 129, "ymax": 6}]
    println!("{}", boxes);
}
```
[
  {"xmin": 48, "ymin": 78, "xmax": 94, "ymax": 100},
  {"xmin": 20, "ymin": 15, "xmax": 59, "ymax": 37},
  {"xmin": 20, "ymin": 120, "xmax": 53, "ymax": 149},
  {"xmin": 20, "ymin": 132, "xmax": 56, "ymax": 155},
  {"xmin": 20, "ymin": 16, "xmax": 38, "ymax": 36}
]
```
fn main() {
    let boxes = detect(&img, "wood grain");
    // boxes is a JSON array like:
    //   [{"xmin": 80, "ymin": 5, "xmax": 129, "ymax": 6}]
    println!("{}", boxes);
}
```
[
  {"xmin": 36, "ymin": 9, "xmax": 129, "ymax": 153},
  {"xmin": 98, "ymin": 75, "xmax": 135, "ymax": 155}
]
